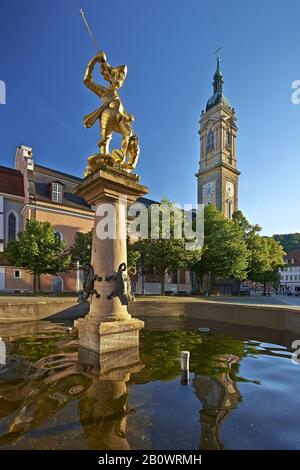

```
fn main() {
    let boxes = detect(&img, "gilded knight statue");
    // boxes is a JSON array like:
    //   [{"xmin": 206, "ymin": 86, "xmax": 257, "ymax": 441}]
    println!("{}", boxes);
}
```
[{"xmin": 83, "ymin": 51, "xmax": 140, "ymax": 176}]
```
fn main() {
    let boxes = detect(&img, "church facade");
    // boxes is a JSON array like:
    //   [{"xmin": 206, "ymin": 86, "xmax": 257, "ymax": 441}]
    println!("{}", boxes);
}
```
[{"xmin": 196, "ymin": 58, "xmax": 240, "ymax": 218}]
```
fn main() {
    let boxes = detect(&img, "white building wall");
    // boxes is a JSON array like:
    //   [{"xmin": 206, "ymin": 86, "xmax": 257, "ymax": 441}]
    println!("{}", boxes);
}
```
[{"xmin": 279, "ymin": 265, "xmax": 300, "ymax": 293}]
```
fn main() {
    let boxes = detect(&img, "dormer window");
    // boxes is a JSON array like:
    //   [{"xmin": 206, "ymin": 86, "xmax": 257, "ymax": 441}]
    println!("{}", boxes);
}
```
[
  {"xmin": 206, "ymin": 130, "xmax": 214, "ymax": 150},
  {"xmin": 52, "ymin": 182, "xmax": 63, "ymax": 203}
]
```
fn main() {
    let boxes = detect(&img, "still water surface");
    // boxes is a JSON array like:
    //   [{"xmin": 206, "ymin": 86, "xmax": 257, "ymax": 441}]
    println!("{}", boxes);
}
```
[{"xmin": 0, "ymin": 319, "xmax": 299, "ymax": 450}]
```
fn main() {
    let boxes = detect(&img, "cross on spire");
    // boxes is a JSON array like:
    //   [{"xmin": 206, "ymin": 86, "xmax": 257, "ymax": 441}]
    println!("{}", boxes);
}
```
[{"xmin": 215, "ymin": 46, "xmax": 222, "ymax": 61}]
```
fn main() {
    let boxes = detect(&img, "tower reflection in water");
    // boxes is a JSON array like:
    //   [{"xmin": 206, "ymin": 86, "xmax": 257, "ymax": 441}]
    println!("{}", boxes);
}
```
[{"xmin": 194, "ymin": 354, "xmax": 241, "ymax": 450}]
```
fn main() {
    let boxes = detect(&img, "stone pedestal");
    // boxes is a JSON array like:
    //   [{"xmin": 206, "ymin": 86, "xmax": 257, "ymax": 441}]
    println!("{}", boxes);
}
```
[{"xmin": 74, "ymin": 164, "xmax": 148, "ymax": 353}]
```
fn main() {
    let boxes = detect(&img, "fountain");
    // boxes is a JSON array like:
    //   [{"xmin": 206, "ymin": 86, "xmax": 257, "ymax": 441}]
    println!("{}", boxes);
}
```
[{"xmin": 74, "ymin": 49, "xmax": 148, "ymax": 354}]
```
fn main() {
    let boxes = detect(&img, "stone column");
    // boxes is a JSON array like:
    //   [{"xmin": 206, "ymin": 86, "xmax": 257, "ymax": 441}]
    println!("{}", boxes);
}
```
[{"xmin": 74, "ymin": 164, "xmax": 148, "ymax": 353}]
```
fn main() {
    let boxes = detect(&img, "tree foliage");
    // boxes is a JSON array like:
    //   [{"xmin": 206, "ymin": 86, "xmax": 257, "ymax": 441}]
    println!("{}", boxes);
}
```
[
  {"xmin": 233, "ymin": 210, "xmax": 285, "ymax": 291},
  {"xmin": 273, "ymin": 233, "xmax": 300, "ymax": 253},
  {"xmin": 192, "ymin": 205, "xmax": 249, "ymax": 282},
  {"xmin": 5, "ymin": 219, "xmax": 72, "ymax": 292},
  {"xmin": 130, "ymin": 198, "xmax": 202, "ymax": 294},
  {"xmin": 70, "ymin": 230, "xmax": 93, "ymax": 265}
]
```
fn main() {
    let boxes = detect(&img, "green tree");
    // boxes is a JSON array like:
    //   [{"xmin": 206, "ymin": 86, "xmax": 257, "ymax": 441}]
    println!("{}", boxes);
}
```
[
  {"xmin": 5, "ymin": 220, "xmax": 72, "ymax": 292},
  {"xmin": 233, "ymin": 210, "xmax": 285, "ymax": 294},
  {"xmin": 70, "ymin": 231, "xmax": 141, "ymax": 271},
  {"xmin": 273, "ymin": 233, "xmax": 300, "ymax": 253},
  {"xmin": 70, "ymin": 230, "xmax": 93, "ymax": 265},
  {"xmin": 127, "ymin": 238, "xmax": 140, "ymax": 269},
  {"xmin": 192, "ymin": 205, "xmax": 249, "ymax": 290},
  {"xmin": 131, "ymin": 199, "xmax": 202, "ymax": 295},
  {"xmin": 257, "ymin": 236, "xmax": 285, "ymax": 294}
]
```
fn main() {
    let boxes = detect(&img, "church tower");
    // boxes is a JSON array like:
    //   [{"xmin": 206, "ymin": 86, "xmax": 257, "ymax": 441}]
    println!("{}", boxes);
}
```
[{"xmin": 196, "ymin": 58, "xmax": 240, "ymax": 218}]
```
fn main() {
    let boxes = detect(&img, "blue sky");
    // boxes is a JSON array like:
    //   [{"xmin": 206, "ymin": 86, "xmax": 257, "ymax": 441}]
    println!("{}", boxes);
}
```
[{"xmin": 0, "ymin": 0, "xmax": 299, "ymax": 235}]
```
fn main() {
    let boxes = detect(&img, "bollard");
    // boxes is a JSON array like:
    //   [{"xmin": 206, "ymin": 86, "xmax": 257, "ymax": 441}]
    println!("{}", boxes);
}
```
[
  {"xmin": 180, "ymin": 351, "xmax": 190, "ymax": 385},
  {"xmin": 0, "ymin": 337, "xmax": 6, "ymax": 365},
  {"xmin": 181, "ymin": 350, "xmax": 190, "ymax": 370}
]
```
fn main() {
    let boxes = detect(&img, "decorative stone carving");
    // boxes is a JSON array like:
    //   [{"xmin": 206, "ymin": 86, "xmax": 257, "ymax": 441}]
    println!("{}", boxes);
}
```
[
  {"xmin": 105, "ymin": 262, "xmax": 136, "ymax": 305},
  {"xmin": 77, "ymin": 262, "xmax": 102, "ymax": 303}
]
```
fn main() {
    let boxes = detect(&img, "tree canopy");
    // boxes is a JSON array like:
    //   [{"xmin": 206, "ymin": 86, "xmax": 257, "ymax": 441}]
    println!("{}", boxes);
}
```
[
  {"xmin": 130, "ymin": 198, "xmax": 202, "ymax": 294},
  {"xmin": 5, "ymin": 219, "xmax": 72, "ymax": 292},
  {"xmin": 70, "ymin": 230, "xmax": 93, "ymax": 265},
  {"xmin": 273, "ymin": 233, "xmax": 300, "ymax": 253},
  {"xmin": 233, "ymin": 210, "xmax": 285, "ymax": 291},
  {"xmin": 192, "ymin": 205, "xmax": 249, "ymax": 282}
]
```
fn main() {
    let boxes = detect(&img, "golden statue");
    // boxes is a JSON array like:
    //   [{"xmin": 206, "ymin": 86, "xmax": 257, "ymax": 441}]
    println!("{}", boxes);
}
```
[{"xmin": 83, "ymin": 51, "xmax": 140, "ymax": 176}]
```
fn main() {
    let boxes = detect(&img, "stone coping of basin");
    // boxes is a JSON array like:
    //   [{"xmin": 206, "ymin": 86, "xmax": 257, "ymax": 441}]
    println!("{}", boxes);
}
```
[
  {"xmin": 0, "ymin": 296, "xmax": 76, "ymax": 305},
  {"xmin": 133, "ymin": 296, "xmax": 300, "ymax": 311},
  {"xmin": 0, "ymin": 295, "xmax": 299, "ymax": 310}
]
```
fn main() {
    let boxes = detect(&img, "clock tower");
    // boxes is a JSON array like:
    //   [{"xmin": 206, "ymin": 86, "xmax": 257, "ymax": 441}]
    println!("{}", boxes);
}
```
[{"xmin": 196, "ymin": 58, "xmax": 240, "ymax": 218}]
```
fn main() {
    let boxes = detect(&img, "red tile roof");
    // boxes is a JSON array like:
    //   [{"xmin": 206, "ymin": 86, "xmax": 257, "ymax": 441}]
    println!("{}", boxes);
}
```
[{"xmin": 0, "ymin": 166, "xmax": 24, "ymax": 197}]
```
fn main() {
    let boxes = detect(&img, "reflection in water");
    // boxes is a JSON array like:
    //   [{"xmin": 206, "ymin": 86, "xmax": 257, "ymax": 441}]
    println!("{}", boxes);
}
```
[
  {"xmin": 0, "ymin": 325, "xmax": 143, "ymax": 449},
  {"xmin": 194, "ymin": 354, "xmax": 241, "ymax": 450},
  {"xmin": 0, "ymin": 321, "xmax": 299, "ymax": 450},
  {"xmin": 78, "ymin": 346, "xmax": 143, "ymax": 450}
]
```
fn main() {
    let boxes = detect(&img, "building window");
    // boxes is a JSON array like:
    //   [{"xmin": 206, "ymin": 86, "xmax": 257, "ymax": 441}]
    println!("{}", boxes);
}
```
[
  {"xmin": 227, "ymin": 200, "xmax": 232, "ymax": 219},
  {"xmin": 14, "ymin": 269, "xmax": 21, "ymax": 279},
  {"xmin": 52, "ymin": 276, "xmax": 63, "ymax": 293},
  {"xmin": 55, "ymin": 230, "xmax": 63, "ymax": 242},
  {"xmin": 226, "ymin": 129, "xmax": 232, "ymax": 147},
  {"xmin": 206, "ymin": 130, "xmax": 214, "ymax": 150},
  {"xmin": 52, "ymin": 182, "xmax": 63, "ymax": 203},
  {"xmin": 8, "ymin": 212, "xmax": 17, "ymax": 241}
]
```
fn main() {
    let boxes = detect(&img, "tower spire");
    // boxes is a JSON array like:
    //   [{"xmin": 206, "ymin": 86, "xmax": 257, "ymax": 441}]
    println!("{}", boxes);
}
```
[
  {"xmin": 213, "ymin": 56, "xmax": 223, "ymax": 94},
  {"xmin": 205, "ymin": 46, "xmax": 231, "ymax": 112}
]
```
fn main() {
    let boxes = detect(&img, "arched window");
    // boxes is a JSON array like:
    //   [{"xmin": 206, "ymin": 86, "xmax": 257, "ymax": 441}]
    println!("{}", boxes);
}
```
[
  {"xmin": 227, "ymin": 200, "xmax": 232, "ymax": 219},
  {"xmin": 226, "ymin": 129, "xmax": 232, "ymax": 147},
  {"xmin": 206, "ymin": 130, "xmax": 214, "ymax": 150},
  {"xmin": 55, "ymin": 230, "xmax": 63, "ymax": 242},
  {"xmin": 52, "ymin": 276, "xmax": 64, "ymax": 293},
  {"xmin": 8, "ymin": 212, "xmax": 17, "ymax": 241}
]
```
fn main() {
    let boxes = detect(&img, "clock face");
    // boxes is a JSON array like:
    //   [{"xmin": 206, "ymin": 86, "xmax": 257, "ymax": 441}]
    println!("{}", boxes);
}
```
[
  {"xmin": 226, "ymin": 181, "xmax": 234, "ymax": 198},
  {"xmin": 203, "ymin": 181, "xmax": 215, "ymax": 198}
]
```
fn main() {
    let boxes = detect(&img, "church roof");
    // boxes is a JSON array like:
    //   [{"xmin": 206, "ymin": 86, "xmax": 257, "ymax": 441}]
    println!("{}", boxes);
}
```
[{"xmin": 206, "ymin": 58, "xmax": 231, "ymax": 112}]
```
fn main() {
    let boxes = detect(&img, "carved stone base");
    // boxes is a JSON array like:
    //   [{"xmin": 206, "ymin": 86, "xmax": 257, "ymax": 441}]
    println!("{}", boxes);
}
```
[{"xmin": 74, "ymin": 317, "xmax": 144, "ymax": 354}]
